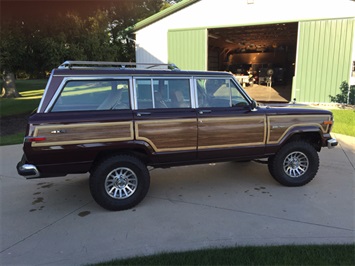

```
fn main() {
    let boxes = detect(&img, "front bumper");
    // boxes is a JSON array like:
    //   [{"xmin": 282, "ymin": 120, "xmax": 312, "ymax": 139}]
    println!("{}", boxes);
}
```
[{"xmin": 327, "ymin": 138, "xmax": 338, "ymax": 149}]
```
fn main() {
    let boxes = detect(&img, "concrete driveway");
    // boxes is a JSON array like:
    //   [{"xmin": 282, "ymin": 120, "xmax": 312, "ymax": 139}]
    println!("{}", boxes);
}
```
[{"xmin": 0, "ymin": 133, "xmax": 354, "ymax": 265}]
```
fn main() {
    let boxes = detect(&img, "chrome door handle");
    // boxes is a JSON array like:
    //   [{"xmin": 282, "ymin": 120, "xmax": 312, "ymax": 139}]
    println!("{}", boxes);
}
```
[
  {"xmin": 136, "ymin": 112, "xmax": 151, "ymax": 117},
  {"xmin": 199, "ymin": 110, "xmax": 212, "ymax": 115}
]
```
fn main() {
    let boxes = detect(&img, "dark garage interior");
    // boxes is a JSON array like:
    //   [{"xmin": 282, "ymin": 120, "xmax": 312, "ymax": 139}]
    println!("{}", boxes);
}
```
[{"xmin": 208, "ymin": 22, "xmax": 298, "ymax": 102}]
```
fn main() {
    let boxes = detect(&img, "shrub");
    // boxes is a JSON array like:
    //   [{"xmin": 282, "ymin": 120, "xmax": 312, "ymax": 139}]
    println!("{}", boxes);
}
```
[{"xmin": 329, "ymin": 81, "xmax": 355, "ymax": 105}]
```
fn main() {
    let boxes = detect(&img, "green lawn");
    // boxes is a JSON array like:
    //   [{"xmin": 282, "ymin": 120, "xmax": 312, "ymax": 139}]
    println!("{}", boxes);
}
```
[
  {"xmin": 331, "ymin": 109, "xmax": 355, "ymax": 137},
  {"xmin": 94, "ymin": 244, "xmax": 354, "ymax": 266},
  {"xmin": 0, "ymin": 79, "xmax": 47, "ymax": 117},
  {"xmin": 0, "ymin": 133, "xmax": 25, "ymax": 146}
]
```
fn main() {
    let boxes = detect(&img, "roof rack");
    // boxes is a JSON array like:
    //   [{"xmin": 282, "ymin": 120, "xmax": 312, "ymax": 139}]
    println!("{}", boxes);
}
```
[{"xmin": 58, "ymin": 61, "xmax": 180, "ymax": 70}]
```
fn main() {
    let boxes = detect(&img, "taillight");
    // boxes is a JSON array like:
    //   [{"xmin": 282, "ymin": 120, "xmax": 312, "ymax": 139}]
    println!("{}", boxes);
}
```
[{"xmin": 25, "ymin": 136, "xmax": 46, "ymax": 142}]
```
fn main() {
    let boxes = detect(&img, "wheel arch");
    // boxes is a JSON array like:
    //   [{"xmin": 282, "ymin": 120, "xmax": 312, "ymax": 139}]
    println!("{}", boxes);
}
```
[
  {"xmin": 90, "ymin": 146, "xmax": 151, "ymax": 174},
  {"xmin": 279, "ymin": 126, "xmax": 324, "ymax": 152}
]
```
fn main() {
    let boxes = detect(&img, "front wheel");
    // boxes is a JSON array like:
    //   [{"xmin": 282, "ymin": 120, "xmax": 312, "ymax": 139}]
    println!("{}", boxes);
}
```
[
  {"xmin": 268, "ymin": 141, "xmax": 319, "ymax": 186},
  {"xmin": 90, "ymin": 155, "xmax": 150, "ymax": 211}
]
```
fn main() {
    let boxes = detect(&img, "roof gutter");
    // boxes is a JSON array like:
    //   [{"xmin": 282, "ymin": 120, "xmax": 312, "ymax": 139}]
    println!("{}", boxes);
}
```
[{"xmin": 133, "ymin": 0, "xmax": 200, "ymax": 32}]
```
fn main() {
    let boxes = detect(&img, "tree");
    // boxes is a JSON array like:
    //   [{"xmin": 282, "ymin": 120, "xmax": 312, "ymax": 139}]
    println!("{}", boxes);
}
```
[
  {"xmin": 0, "ymin": 20, "xmax": 26, "ymax": 97},
  {"xmin": 0, "ymin": 0, "xmax": 171, "ymax": 86},
  {"xmin": 1, "ymin": 72, "xmax": 20, "ymax": 98}
]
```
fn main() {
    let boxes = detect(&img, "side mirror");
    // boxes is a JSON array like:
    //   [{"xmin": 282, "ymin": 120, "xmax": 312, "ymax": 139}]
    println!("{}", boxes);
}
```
[{"xmin": 250, "ymin": 100, "xmax": 257, "ymax": 111}]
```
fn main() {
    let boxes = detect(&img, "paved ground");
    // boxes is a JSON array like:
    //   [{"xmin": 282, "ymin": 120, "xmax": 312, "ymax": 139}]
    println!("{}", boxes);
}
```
[{"xmin": 0, "ymin": 133, "xmax": 354, "ymax": 266}]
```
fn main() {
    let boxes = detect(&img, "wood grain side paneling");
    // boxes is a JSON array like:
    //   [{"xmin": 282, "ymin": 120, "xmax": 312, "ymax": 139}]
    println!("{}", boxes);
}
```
[
  {"xmin": 198, "ymin": 117, "xmax": 266, "ymax": 149},
  {"xmin": 267, "ymin": 115, "xmax": 331, "ymax": 143},
  {"xmin": 135, "ymin": 119, "xmax": 197, "ymax": 152},
  {"xmin": 32, "ymin": 122, "xmax": 134, "ymax": 147}
]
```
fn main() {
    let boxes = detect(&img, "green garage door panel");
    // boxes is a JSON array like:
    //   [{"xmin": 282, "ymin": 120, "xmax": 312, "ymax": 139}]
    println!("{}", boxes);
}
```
[
  {"xmin": 168, "ymin": 29, "xmax": 207, "ymax": 70},
  {"xmin": 295, "ymin": 18, "xmax": 354, "ymax": 102}
]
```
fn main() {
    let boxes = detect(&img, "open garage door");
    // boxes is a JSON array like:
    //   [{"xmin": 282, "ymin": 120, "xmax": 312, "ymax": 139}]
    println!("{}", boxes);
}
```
[{"xmin": 208, "ymin": 23, "xmax": 298, "ymax": 102}]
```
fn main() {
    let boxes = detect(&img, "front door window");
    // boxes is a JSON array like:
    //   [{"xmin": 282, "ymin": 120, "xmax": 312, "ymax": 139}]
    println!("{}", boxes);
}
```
[{"xmin": 196, "ymin": 78, "xmax": 249, "ymax": 108}]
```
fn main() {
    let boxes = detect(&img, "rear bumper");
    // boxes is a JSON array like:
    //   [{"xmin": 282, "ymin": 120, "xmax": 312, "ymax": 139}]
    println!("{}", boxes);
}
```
[
  {"xmin": 327, "ymin": 138, "xmax": 338, "ymax": 149},
  {"xmin": 17, "ymin": 162, "xmax": 40, "ymax": 179},
  {"xmin": 17, "ymin": 154, "xmax": 88, "ymax": 179},
  {"xmin": 17, "ymin": 155, "xmax": 40, "ymax": 178}
]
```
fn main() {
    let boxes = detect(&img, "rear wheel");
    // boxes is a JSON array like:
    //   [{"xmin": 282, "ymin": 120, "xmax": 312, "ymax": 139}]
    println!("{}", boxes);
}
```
[
  {"xmin": 90, "ymin": 155, "xmax": 150, "ymax": 211},
  {"xmin": 268, "ymin": 141, "xmax": 319, "ymax": 186}
]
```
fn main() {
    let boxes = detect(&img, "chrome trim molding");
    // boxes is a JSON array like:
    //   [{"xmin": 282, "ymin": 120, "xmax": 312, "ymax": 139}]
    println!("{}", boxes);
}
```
[{"xmin": 37, "ymin": 71, "xmax": 53, "ymax": 113}]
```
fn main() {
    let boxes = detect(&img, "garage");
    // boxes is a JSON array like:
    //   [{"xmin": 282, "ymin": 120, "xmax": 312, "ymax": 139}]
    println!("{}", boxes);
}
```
[
  {"xmin": 208, "ymin": 22, "xmax": 298, "ymax": 101},
  {"xmin": 134, "ymin": 0, "xmax": 355, "ymax": 103}
]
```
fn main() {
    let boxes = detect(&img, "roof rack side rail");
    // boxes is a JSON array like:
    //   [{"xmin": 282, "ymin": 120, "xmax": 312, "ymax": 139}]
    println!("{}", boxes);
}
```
[{"xmin": 58, "ymin": 61, "xmax": 180, "ymax": 70}]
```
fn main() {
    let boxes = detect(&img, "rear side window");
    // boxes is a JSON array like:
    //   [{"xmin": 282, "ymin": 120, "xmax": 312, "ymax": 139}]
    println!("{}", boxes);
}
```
[
  {"xmin": 51, "ymin": 80, "xmax": 130, "ymax": 112},
  {"xmin": 135, "ymin": 78, "xmax": 191, "ymax": 109}
]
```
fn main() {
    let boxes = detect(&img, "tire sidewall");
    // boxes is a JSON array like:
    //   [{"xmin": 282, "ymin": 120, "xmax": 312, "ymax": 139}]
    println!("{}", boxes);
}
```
[
  {"xmin": 90, "ymin": 155, "xmax": 150, "ymax": 211},
  {"xmin": 269, "ymin": 142, "xmax": 319, "ymax": 186}
]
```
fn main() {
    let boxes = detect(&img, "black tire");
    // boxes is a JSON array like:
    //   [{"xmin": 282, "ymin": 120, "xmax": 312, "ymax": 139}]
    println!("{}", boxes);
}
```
[
  {"xmin": 268, "ymin": 141, "xmax": 319, "ymax": 187},
  {"xmin": 89, "ymin": 155, "xmax": 150, "ymax": 211},
  {"xmin": 267, "ymin": 155, "xmax": 275, "ymax": 177}
]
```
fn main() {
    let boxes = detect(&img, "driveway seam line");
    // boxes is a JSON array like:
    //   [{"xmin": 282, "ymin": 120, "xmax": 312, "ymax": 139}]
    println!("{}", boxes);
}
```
[
  {"xmin": 0, "ymin": 201, "xmax": 93, "ymax": 254},
  {"xmin": 148, "ymin": 196, "xmax": 354, "ymax": 232}
]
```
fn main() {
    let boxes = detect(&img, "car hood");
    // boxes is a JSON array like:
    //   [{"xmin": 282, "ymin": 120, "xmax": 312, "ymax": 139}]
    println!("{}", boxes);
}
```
[{"xmin": 258, "ymin": 103, "xmax": 333, "ymax": 116}]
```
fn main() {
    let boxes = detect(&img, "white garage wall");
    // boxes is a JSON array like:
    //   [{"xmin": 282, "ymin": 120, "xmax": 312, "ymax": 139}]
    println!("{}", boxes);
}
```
[{"xmin": 135, "ymin": 27, "xmax": 168, "ymax": 64}]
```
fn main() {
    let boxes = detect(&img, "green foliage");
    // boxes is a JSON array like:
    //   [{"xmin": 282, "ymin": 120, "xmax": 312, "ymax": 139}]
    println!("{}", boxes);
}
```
[
  {"xmin": 0, "ymin": 1, "xmax": 169, "ymax": 79},
  {"xmin": 329, "ymin": 81, "xmax": 355, "ymax": 105},
  {"xmin": 0, "ymin": 20, "xmax": 27, "ymax": 74},
  {"xmin": 94, "ymin": 244, "xmax": 354, "ymax": 266}
]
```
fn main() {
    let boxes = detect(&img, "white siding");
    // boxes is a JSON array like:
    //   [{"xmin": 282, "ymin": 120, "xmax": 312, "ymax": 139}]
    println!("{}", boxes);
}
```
[{"xmin": 135, "ymin": 25, "xmax": 168, "ymax": 64}]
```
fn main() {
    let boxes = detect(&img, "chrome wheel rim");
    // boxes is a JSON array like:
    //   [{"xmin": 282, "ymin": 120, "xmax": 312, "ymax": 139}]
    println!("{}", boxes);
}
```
[
  {"xmin": 283, "ymin": 151, "xmax": 309, "ymax": 178},
  {"xmin": 105, "ymin": 167, "xmax": 138, "ymax": 199}
]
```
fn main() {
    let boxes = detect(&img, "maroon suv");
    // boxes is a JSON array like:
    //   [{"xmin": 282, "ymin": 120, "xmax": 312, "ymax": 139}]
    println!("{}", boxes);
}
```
[{"xmin": 17, "ymin": 61, "xmax": 338, "ymax": 211}]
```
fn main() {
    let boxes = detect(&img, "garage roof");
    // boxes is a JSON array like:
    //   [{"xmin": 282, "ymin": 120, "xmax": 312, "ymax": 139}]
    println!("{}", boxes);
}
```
[{"xmin": 133, "ymin": 0, "xmax": 200, "ymax": 32}]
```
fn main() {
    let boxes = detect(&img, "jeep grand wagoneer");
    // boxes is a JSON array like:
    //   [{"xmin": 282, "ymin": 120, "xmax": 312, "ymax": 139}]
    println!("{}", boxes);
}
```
[{"xmin": 17, "ymin": 61, "xmax": 338, "ymax": 211}]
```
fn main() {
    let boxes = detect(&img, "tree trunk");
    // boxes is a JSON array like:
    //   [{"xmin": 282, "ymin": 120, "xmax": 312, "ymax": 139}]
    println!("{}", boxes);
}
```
[{"xmin": 1, "ymin": 72, "xmax": 20, "ymax": 98}]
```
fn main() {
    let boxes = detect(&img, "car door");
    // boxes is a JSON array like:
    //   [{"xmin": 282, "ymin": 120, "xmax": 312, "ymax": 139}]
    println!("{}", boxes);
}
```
[
  {"xmin": 27, "ymin": 78, "xmax": 134, "ymax": 169},
  {"xmin": 195, "ymin": 77, "xmax": 266, "ymax": 160},
  {"xmin": 133, "ymin": 77, "xmax": 198, "ymax": 164}
]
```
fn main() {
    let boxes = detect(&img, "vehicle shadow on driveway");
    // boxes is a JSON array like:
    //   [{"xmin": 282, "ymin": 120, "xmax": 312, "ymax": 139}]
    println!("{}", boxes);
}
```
[{"xmin": 147, "ymin": 161, "xmax": 280, "ymax": 206}]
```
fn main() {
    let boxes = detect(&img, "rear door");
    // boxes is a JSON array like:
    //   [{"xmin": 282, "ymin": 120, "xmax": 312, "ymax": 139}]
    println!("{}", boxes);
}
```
[
  {"xmin": 195, "ymin": 77, "xmax": 266, "ymax": 160},
  {"xmin": 133, "ymin": 77, "xmax": 197, "ymax": 163},
  {"xmin": 25, "ymin": 78, "xmax": 134, "ymax": 171}
]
